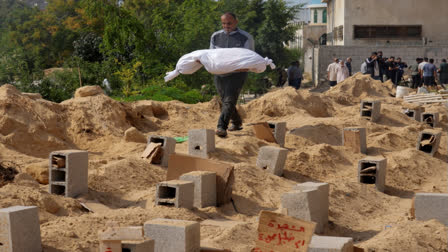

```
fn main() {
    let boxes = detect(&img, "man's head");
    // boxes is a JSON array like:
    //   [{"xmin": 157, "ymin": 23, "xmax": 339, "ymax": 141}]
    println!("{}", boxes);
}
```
[
  {"xmin": 443, "ymin": 59, "xmax": 447, "ymax": 63},
  {"xmin": 346, "ymin": 57, "xmax": 352, "ymax": 63},
  {"xmin": 371, "ymin": 52, "xmax": 378, "ymax": 59},
  {"xmin": 396, "ymin": 57, "xmax": 402, "ymax": 63},
  {"xmin": 389, "ymin": 56, "xmax": 395, "ymax": 62},
  {"xmin": 333, "ymin": 58, "xmax": 339, "ymax": 63},
  {"xmin": 416, "ymin": 58, "xmax": 421, "ymax": 63},
  {"xmin": 424, "ymin": 57, "xmax": 428, "ymax": 62},
  {"xmin": 221, "ymin": 12, "xmax": 238, "ymax": 33},
  {"xmin": 377, "ymin": 51, "xmax": 383, "ymax": 57},
  {"xmin": 429, "ymin": 58, "xmax": 434, "ymax": 64},
  {"xmin": 339, "ymin": 60, "xmax": 345, "ymax": 66}
]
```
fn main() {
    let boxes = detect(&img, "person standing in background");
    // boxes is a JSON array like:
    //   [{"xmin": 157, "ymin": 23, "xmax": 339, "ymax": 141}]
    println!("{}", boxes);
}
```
[
  {"xmin": 287, "ymin": 61, "xmax": 302, "ymax": 90},
  {"xmin": 422, "ymin": 59, "xmax": 438, "ymax": 89},
  {"xmin": 336, "ymin": 60, "xmax": 349, "ymax": 83},
  {"xmin": 438, "ymin": 59, "xmax": 448, "ymax": 86},
  {"xmin": 365, "ymin": 52, "xmax": 380, "ymax": 80},
  {"xmin": 409, "ymin": 58, "xmax": 422, "ymax": 89},
  {"xmin": 345, "ymin": 57, "xmax": 352, "ymax": 76},
  {"xmin": 327, "ymin": 58, "xmax": 339, "ymax": 87}
]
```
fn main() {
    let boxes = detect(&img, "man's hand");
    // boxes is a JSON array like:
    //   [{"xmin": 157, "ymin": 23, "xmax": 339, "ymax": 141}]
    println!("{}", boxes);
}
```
[
  {"xmin": 196, "ymin": 60, "xmax": 202, "ymax": 64},
  {"xmin": 235, "ymin": 69, "xmax": 249, "ymax": 72}
]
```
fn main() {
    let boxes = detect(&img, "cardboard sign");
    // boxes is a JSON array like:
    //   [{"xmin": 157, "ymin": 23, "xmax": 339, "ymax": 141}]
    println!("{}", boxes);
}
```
[
  {"xmin": 254, "ymin": 211, "xmax": 315, "ymax": 252},
  {"xmin": 141, "ymin": 142, "xmax": 163, "ymax": 164},
  {"xmin": 343, "ymin": 129, "xmax": 361, "ymax": 153},
  {"xmin": 252, "ymin": 122, "xmax": 276, "ymax": 143},
  {"xmin": 167, "ymin": 153, "xmax": 234, "ymax": 205}
]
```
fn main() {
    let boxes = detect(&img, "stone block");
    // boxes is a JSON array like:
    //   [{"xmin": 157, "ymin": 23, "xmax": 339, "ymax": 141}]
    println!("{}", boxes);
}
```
[
  {"xmin": 0, "ymin": 206, "xmax": 42, "ymax": 252},
  {"xmin": 267, "ymin": 122, "xmax": 287, "ymax": 147},
  {"xmin": 122, "ymin": 239, "xmax": 155, "ymax": 252},
  {"xmin": 144, "ymin": 218, "xmax": 200, "ymax": 252},
  {"xmin": 360, "ymin": 100, "xmax": 381, "ymax": 122},
  {"xmin": 342, "ymin": 128, "xmax": 367, "ymax": 154},
  {"xmin": 414, "ymin": 193, "xmax": 448, "ymax": 226},
  {"xmin": 180, "ymin": 171, "xmax": 217, "ymax": 208},
  {"xmin": 417, "ymin": 130, "xmax": 441, "ymax": 156},
  {"xmin": 155, "ymin": 180, "xmax": 194, "ymax": 209},
  {"xmin": 147, "ymin": 136, "xmax": 176, "ymax": 167},
  {"xmin": 99, "ymin": 240, "xmax": 121, "ymax": 252},
  {"xmin": 358, "ymin": 157, "xmax": 387, "ymax": 192},
  {"xmin": 49, "ymin": 150, "xmax": 88, "ymax": 198},
  {"xmin": 281, "ymin": 185, "xmax": 329, "ymax": 234},
  {"xmin": 308, "ymin": 235, "xmax": 354, "ymax": 252},
  {"xmin": 99, "ymin": 226, "xmax": 143, "ymax": 241},
  {"xmin": 421, "ymin": 112, "xmax": 439, "ymax": 128},
  {"xmin": 403, "ymin": 106, "xmax": 424, "ymax": 121},
  {"xmin": 256, "ymin": 146, "xmax": 288, "ymax": 176},
  {"xmin": 188, "ymin": 129, "xmax": 215, "ymax": 158}
]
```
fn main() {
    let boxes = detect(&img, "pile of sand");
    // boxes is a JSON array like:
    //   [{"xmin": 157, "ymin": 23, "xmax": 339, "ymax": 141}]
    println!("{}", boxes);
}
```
[{"xmin": 0, "ymin": 75, "xmax": 446, "ymax": 251}]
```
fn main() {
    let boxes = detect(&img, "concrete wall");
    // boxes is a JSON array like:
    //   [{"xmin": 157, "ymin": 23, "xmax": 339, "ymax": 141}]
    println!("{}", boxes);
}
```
[
  {"xmin": 303, "ymin": 25, "xmax": 327, "ymax": 48},
  {"xmin": 326, "ymin": 0, "xmax": 448, "ymax": 46},
  {"xmin": 311, "ymin": 46, "xmax": 448, "ymax": 85}
]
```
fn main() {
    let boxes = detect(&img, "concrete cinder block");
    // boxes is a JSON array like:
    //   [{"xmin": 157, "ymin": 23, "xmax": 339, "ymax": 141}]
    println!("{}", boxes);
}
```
[
  {"xmin": 122, "ymin": 239, "xmax": 155, "ymax": 252},
  {"xmin": 144, "ymin": 218, "xmax": 200, "ymax": 252},
  {"xmin": 268, "ymin": 122, "xmax": 287, "ymax": 147},
  {"xmin": 358, "ymin": 157, "xmax": 387, "ymax": 192},
  {"xmin": 342, "ymin": 128, "xmax": 367, "ymax": 154},
  {"xmin": 414, "ymin": 193, "xmax": 448, "ymax": 226},
  {"xmin": 99, "ymin": 226, "xmax": 143, "ymax": 241},
  {"xmin": 99, "ymin": 240, "xmax": 121, "ymax": 252},
  {"xmin": 0, "ymin": 206, "xmax": 42, "ymax": 252},
  {"xmin": 403, "ymin": 107, "xmax": 424, "ymax": 121},
  {"xmin": 148, "ymin": 136, "xmax": 176, "ymax": 167},
  {"xmin": 49, "ymin": 150, "xmax": 88, "ymax": 198},
  {"xmin": 308, "ymin": 235, "xmax": 354, "ymax": 252},
  {"xmin": 188, "ymin": 129, "xmax": 215, "ymax": 158},
  {"xmin": 256, "ymin": 146, "xmax": 288, "ymax": 176},
  {"xmin": 179, "ymin": 171, "xmax": 217, "ymax": 208},
  {"xmin": 281, "ymin": 187, "xmax": 328, "ymax": 234},
  {"xmin": 421, "ymin": 112, "xmax": 439, "ymax": 128},
  {"xmin": 155, "ymin": 180, "xmax": 194, "ymax": 209},
  {"xmin": 417, "ymin": 130, "xmax": 441, "ymax": 156},
  {"xmin": 360, "ymin": 100, "xmax": 381, "ymax": 122}
]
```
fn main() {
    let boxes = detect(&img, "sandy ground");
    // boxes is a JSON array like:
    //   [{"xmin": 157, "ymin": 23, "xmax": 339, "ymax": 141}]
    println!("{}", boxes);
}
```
[{"xmin": 0, "ymin": 73, "xmax": 447, "ymax": 251}]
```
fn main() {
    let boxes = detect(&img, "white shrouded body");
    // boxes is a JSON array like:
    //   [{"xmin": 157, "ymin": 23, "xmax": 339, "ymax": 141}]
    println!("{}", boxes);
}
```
[
  {"xmin": 164, "ymin": 48, "xmax": 276, "ymax": 82},
  {"xmin": 396, "ymin": 86, "xmax": 410, "ymax": 98}
]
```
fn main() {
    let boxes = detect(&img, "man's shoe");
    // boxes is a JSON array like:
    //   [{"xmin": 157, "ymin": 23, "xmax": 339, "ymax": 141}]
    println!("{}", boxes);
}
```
[
  {"xmin": 228, "ymin": 124, "xmax": 243, "ymax": 131},
  {"xmin": 216, "ymin": 128, "xmax": 227, "ymax": 138}
]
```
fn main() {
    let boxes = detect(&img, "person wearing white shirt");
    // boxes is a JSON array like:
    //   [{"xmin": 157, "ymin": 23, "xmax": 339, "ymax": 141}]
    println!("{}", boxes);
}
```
[
  {"xmin": 336, "ymin": 60, "xmax": 349, "ymax": 83},
  {"xmin": 327, "ymin": 58, "xmax": 339, "ymax": 86}
]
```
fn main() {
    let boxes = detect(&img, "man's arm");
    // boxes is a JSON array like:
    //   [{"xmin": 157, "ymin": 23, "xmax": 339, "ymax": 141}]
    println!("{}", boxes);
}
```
[{"xmin": 210, "ymin": 33, "xmax": 216, "ymax": 49}]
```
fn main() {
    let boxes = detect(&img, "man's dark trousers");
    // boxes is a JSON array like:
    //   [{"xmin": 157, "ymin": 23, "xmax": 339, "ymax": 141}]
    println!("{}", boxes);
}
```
[{"xmin": 214, "ymin": 72, "xmax": 247, "ymax": 130}]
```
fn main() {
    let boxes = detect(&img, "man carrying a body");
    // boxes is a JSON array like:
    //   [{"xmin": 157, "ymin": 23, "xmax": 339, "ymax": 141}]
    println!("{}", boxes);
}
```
[{"xmin": 209, "ymin": 12, "xmax": 254, "ymax": 137}]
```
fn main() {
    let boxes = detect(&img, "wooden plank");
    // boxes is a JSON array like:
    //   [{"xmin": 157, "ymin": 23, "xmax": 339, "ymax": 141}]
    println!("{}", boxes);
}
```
[
  {"xmin": 253, "ymin": 211, "xmax": 315, "ymax": 252},
  {"xmin": 252, "ymin": 122, "xmax": 277, "ymax": 143}
]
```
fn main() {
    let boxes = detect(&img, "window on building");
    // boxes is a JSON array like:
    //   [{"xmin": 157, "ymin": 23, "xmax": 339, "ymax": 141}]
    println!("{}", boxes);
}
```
[
  {"xmin": 354, "ymin": 25, "xmax": 422, "ymax": 39},
  {"xmin": 314, "ymin": 10, "xmax": 318, "ymax": 24},
  {"xmin": 322, "ymin": 9, "xmax": 327, "ymax": 23}
]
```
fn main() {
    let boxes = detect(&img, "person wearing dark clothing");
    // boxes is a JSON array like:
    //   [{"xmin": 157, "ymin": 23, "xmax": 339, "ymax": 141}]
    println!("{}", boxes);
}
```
[
  {"xmin": 409, "ymin": 58, "xmax": 422, "ymax": 89},
  {"xmin": 385, "ymin": 56, "xmax": 398, "ymax": 85},
  {"xmin": 287, "ymin": 61, "xmax": 302, "ymax": 89},
  {"xmin": 210, "ymin": 12, "xmax": 254, "ymax": 137},
  {"xmin": 377, "ymin": 51, "xmax": 386, "ymax": 82},
  {"xmin": 345, "ymin": 57, "xmax": 352, "ymax": 76},
  {"xmin": 396, "ymin": 58, "xmax": 407, "ymax": 84},
  {"xmin": 365, "ymin": 52, "xmax": 380, "ymax": 80},
  {"xmin": 439, "ymin": 59, "xmax": 448, "ymax": 85},
  {"xmin": 276, "ymin": 67, "xmax": 287, "ymax": 87}
]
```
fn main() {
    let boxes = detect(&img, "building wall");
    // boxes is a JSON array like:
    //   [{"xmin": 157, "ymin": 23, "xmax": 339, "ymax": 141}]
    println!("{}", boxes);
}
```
[
  {"xmin": 329, "ymin": 0, "xmax": 448, "ymax": 46},
  {"xmin": 312, "ymin": 46, "xmax": 448, "ymax": 85},
  {"xmin": 326, "ymin": 0, "xmax": 345, "ymax": 45},
  {"xmin": 310, "ymin": 7, "xmax": 326, "ymax": 24}
]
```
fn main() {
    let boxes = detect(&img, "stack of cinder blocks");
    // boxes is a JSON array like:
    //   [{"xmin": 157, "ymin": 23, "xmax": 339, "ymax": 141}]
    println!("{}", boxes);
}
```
[
  {"xmin": 0, "ymin": 206, "xmax": 42, "ymax": 252},
  {"xmin": 281, "ymin": 182, "xmax": 329, "ymax": 233},
  {"xmin": 357, "ymin": 157, "xmax": 387, "ymax": 192},
  {"xmin": 188, "ymin": 129, "xmax": 215, "ymax": 158},
  {"xmin": 98, "ymin": 226, "xmax": 154, "ymax": 252},
  {"xmin": 49, "ymin": 150, "xmax": 88, "ymax": 197},
  {"xmin": 144, "ymin": 218, "xmax": 200, "ymax": 252},
  {"xmin": 256, "ymin": 146, "xmax": 288, "ymax": 176},
  {"xmin": 360, "ymin": 100, "xmax": 381, "ymax": 122},
  {"xmin": 421, "ymin": 112, "xmax": 439, "ymax": 128},
  {"xmin": 155, "ymin": 171, "xmax": 217, "ymax": 209},
  {"xmin": 147, "ymin": 135, "xmax": 176, "ymax": 167},
  {"xmin": 417, "ymin": 130, "xmax": 441, "ymax": 156},
  {"xmin": 342, "ymin": 127, "xmax": 367, "ymax": 154},
  {"xmin": 308, "ymin": 235, "xmax": 354, "ymax": 252},
  {"xmin": 268, "ymin": 122, "xmax": 287, "ymax": 147},
  {"xmin": 414, "ymin": 193, "xmax": 448, "ymax": 226}
]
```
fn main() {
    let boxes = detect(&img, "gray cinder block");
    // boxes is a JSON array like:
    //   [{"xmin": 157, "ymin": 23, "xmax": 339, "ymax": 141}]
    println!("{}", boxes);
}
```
[
  {"xmin": 308, "ymin": 235, "xmax": 354, "ymax": 252},
  {"xmin": 417, "ymin": 130, "xmax": 441, "ymax": 156},
  {"xmin": 99, "ymin": 240, "xmax": 121, "ymax": 252},
  {"xmin": 268, "ymin": 122, "xmax": 287, "ymax": 147},
  {"xmin": 144, "ymin": 218, "xmax": 200, "ymax": 252},
  {"xmin": 342, "ymin": 128, "xmax": 367, "ymax": 154},
  {"xmin": 148, "ymin": 136, "xmax": 176, "ymax": 167},
  {"xmin": 188, "ymin": 129, "xmax": 215, "ymax": 158},
  {"xmin": 122, "ymin": 239, "xmax": 155, "ymax": 252},
  {"xmin": 0, "ymin": 206, "xmax": 42, "ymax": 252},
  {"xmin": 360, "ymin": 100, "xmax": 381, "ymax": 122},
  {"xmin": 358, "ymin": 157, "xmax": 387, "ymax": 192},
  {"xmin": 256, "ymin": 146, "xmax": 288, "ymax": 176},
  {"xmin": 403, "ymin": 107, "xmax": 424, "ymax": 122},
  {"xmin": 49, "ymin": 150, "xmax": 88, "ymax": 198},
  {"xmin": 180, "ymin": 171, "xmax": 217, "ymax": 208},
  {"xmin": 155, "ymin": 180, "xmax": 194, "ymax": 209},
  {"xmin": 421, "ymin": 112, "xmax": 439, "ymax": 128},
  {"xmin": 414, "ymin": 193, "xmax": 448, "ymax": 226},
  {"xmin": 282, "ymin": 182, "xmax": 329, "ymax": 234}
]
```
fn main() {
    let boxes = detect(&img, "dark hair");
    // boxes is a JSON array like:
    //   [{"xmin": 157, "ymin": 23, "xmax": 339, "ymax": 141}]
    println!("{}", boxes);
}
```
[
  {"xmin": 424, "ymin": 57, "xmax": 428, "ymax": 61},
  {"xmin": 429, "ymin": 59, "xmax": 434, "ymax": 63},
  {"xmin": 371, "ymin": 52, "xmax": 377, "ymax": 56},
  {"xmin": 389, "ymin": 56, "xmax": 395, "ymax": 59},
  {"xmin": 397, "ymin": 57, "xmax": 401, "ymax": 60},
  {"xmin": 443, "ymin": 59, "xmax": 447, "ymax": 63},
  {"xmin": 416, "ymin": 58, "xmax": 420, "ymax": 61},
  {"xmin": 377, "ymin": 51, "xmax": 383, "ymax": 54},
  {"xmin": 222, "ymin": 12, "xmax": 237, "ymax": 20}
]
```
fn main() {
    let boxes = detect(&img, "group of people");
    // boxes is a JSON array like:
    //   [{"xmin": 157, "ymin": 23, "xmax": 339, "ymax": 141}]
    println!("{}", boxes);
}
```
[{"xmin": 326, "ymin": 58, "xmax": 353, "ymax": 87}]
